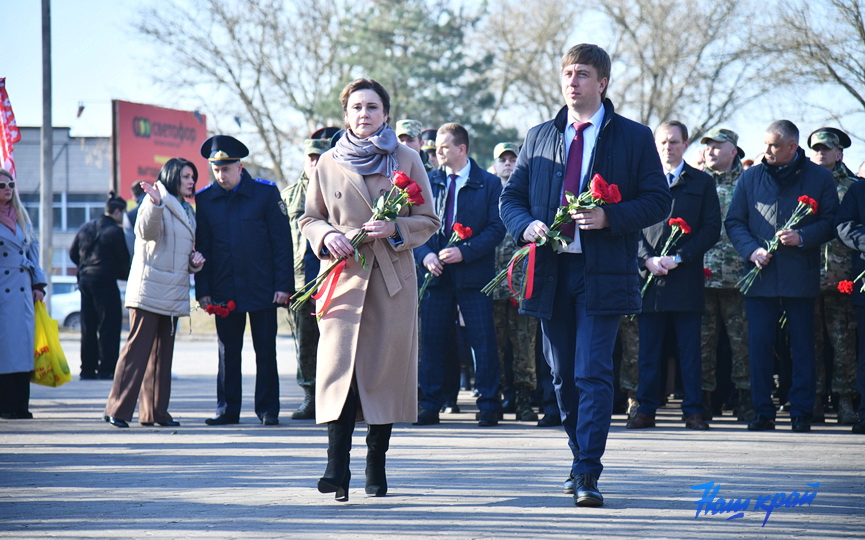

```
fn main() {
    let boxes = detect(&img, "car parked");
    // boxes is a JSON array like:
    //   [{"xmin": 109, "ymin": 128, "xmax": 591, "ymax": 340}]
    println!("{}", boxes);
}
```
[{"xmin": 48, "ymin": 275, "xmax": 128, "ymax": 329}]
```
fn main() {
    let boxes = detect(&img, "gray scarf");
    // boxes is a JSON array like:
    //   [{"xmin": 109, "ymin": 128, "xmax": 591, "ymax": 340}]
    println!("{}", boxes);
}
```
[{"xmin": 332, "ymin": 124, "xmax": 398, "ymax": 178}]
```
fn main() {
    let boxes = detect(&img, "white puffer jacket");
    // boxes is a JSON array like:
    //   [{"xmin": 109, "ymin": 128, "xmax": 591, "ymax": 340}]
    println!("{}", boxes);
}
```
[{"xmin": 125, "ymin": 181, "xmax": 200, "ymax": 316}]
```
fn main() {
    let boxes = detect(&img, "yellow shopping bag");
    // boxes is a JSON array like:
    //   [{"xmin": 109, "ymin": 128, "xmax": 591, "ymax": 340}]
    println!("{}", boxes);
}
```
[{"xmin": 31, "ymin": 302, "xmax": 72, "ymax": 387}]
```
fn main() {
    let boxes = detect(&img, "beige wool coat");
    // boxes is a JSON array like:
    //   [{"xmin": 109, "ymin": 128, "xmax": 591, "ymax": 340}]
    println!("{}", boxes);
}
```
[
  {"xmin": 125, "ymin": 181, "xmax": 200, "ymax": 317},
  {"xmin": 300, "ymin": 143, "xmax": 439, "ymax": 424}
]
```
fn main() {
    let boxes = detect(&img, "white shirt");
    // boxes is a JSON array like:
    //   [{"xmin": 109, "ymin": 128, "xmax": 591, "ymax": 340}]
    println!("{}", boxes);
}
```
[
  {"xmin": 562, "ymin": 104, "xmax": 605, "ymax": 254},
  {"xmin": 443, "ymin": 160, "xmax": 471, "ymax": 230},
  {"xmin": 665, "ymin": 160, "xmax": 685, "ymax": 186}
]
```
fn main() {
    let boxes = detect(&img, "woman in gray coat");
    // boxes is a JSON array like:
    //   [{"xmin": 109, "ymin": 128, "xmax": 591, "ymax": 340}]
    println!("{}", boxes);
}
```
[
  {"xmin": 103, "ymin": 158, "xmax": 205, "ymax": 428},
  {"xmin": 0, "ymin": 168, "xmax": 47, "ymax": 419}
]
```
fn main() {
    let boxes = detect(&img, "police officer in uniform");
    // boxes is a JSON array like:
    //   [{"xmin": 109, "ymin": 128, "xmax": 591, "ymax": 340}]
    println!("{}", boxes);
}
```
[{"xmin": 195, "ymin": 135, "xmax": 294, "ymax": 426}]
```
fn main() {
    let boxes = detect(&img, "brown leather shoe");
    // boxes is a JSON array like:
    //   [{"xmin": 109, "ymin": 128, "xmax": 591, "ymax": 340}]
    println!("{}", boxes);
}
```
[
  {"xmin": 626, "ymin": 412, "xmax": 655, "ymax": 429},
  {"xmin": 685, "ymin": 413, "xmax": 709, "ymax": 430}
]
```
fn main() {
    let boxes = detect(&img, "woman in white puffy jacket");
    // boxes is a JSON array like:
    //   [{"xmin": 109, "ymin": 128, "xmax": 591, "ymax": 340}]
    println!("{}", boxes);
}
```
[{"xmin": 103, "ymin": 158, "xmax": 205, "ymax": 428}]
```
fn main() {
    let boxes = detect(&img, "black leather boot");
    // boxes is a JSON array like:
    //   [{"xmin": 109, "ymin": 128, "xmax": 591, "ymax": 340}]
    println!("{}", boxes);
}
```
[
  {"xmin": 292, "ymin": 386, "xmax": 315, "ymax": 420},
  {"xmin": 365, "ymin": 423, "xmax": 392, "ymax": 496},
  {"xmin": 318, "ymin": 390, "xmax": 357, "ymax": 502}
]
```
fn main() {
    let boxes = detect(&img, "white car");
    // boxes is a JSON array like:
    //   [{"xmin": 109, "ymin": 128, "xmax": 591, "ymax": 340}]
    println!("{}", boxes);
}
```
[{"xmin": 48, "ymin": 275, "xmax": 128, "ymax": 329}]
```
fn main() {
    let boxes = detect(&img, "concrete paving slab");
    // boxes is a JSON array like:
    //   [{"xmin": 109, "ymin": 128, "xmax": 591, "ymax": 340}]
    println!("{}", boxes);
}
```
[{"xmin": 1, "ymin": 334, "xmax": 863, "ymax": 538}]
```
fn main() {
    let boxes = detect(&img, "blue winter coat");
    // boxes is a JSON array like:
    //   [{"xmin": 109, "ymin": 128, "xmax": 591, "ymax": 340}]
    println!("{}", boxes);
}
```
[
  {"xmin": 500, "ymin": 100, "xmax": 672, "ymax": 319},
  {"xmin": 725, "ymin": 149, "xmax": 838, "ymax": 298},
  {"xmin": 413, "ymin": 158, "xmax": 505, "ymax": 289},
  {"xmin": 194, "ymin": 170, "xmax": 294, "ymax": 312}
]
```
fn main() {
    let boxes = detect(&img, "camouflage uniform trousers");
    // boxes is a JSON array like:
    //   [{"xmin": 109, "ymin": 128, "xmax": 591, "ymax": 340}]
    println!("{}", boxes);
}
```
[
  {"xmin": 701, "ymin": 288, "xmax": 749, "ymax": 391},
  {"xmin": 618, "ymin": 315, "xmax": 639, "ymax": 392},
  {"xmin": 285, "ymin": 298, "xmax": 319, "ymax": 389},
  {"xmin": 493, "ymin": 299, "xmax": 537, "ymax": 391},
  {"xmin": 814, "ymin": 292, "xmax": 857, "ymax": 396}
]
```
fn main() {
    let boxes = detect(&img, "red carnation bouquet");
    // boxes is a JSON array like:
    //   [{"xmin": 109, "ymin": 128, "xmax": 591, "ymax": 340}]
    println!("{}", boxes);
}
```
[
  {"xmin": 640, "ymin": 217, "xmax": 691, "ymax": 298},
  {"xmin": 205, "ymin": 300, "xmax": 236, "ymax": 318},
  {"xmin": 838, "ymin": 280, "xmax": 855, "ymax": 295},
  {"xmin": 738, "ymin": 195, "xmax": 819, "ymax": 294},
  {"xmin": 481, "ymin": 173, "xmax": 621, "ymax": 306},
  {"xmin": 418, "ymin": 222, "xmax": 472, "ymax": 300},
  {"xmin": 289, "ymin": 170, "xmax": 425, "ymax": 319}
]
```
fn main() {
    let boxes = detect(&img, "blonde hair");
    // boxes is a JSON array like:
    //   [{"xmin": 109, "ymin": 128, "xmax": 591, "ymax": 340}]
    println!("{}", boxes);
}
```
[{"xmin": 0, "ymin": 169, "xmax": 34, "ymax": 242}]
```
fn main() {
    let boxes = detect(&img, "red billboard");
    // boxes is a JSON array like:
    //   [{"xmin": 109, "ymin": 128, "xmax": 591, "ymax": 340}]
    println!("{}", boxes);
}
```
[{"xmin": 112, "ymin": 100, "xmax": 208, "ymax": 201}]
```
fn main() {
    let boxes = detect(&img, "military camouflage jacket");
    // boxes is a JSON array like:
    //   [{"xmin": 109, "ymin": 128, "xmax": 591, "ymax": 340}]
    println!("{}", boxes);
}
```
[
  {"xmin": 820, "ymin": 163, "xmax": 860, "ymax": 290},
  {"xmin": 492, "ymin": 233, "xmax": 525, "ymax": 300},
  {"xmin": 282, "ymin": 172, "xmax": 314, "ymax": 290},
  {"xmin": 703, "ymin": 160, "xmax": 744, "ymax": 288}
]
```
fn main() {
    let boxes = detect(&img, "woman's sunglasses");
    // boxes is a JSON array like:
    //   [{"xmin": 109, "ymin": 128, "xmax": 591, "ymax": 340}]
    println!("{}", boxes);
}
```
[{"xmin": 0, "ymin": 182, "xmax": 15, "ymax": 190}]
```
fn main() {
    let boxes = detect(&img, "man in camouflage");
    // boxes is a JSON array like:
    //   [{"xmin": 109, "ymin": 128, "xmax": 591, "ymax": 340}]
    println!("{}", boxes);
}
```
[
  {"xmin": 699, "ymin": 128, "xmax": 752, "ymax": 422},
  {"xmin": 396, "ymin": 119, "xmax": 434, "ymax": 172},
  {"xmin": 809, "ymin": 127, "xmax": 860, "ymax": 424},
  {"xmin": 281, "ymin": 138, "xmax": 329, "ymax": 419},
  {"xmin": 618, "ymin": 316, "xmax": 639, "ymax": 419},
  {"xmin": 490, "ymin": 142, "xmax": 539, "ymax": 422}
]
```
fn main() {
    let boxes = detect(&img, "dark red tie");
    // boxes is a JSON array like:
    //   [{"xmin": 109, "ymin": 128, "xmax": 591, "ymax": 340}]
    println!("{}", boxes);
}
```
[
  {"xmin": 444, "ymin": 173, "xmax": 458, "ymax": 233},
  {"xmin": 561, "ymin": 122, "xmax": 592, "ymax": 241}
]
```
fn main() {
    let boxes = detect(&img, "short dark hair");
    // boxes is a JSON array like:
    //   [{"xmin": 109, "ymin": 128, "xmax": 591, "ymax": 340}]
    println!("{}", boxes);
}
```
[
  {"xmin": 105, "ymin": 191, "xmax": 127, "ymax": 214},
  {"xmin": 562, "ymin": 44, "xmax": 612, "ymax": 99},
  {"xmin": 767, "ymin": 120, "xmax": 799, "ymax": 143},
  {"xmin": 438, "ymin": 123, "xmax": 470, "ymax": 152},
  {"xmin": 340, "ymin": 78, "xmax": 391, "ymax": 116},
  {"xmin": 657, "ymin": 120, "xmax": 689, "ymax": 141},
  {"xmin": 158, "ymin": 157, "xmax": 198, "ymax": 198}
]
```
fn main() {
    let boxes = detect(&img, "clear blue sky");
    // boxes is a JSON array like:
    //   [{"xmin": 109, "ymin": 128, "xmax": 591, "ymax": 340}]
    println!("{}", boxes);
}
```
[{"xmin": 3, "ymin": 1, "xmax": 863, "ymax": 169}]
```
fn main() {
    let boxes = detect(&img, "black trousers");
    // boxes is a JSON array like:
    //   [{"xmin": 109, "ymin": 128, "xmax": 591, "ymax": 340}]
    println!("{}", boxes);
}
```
[
  {"xmin": 214, "ymin": 307, "xmax": 280, "ymax": 419},
  {"xmin": 78, "ymin": 274, "xmax": 122, "ymax": 377},
  {"xmin": 0, "ymin": 371, "xmax": 31, "ymax": 416}
]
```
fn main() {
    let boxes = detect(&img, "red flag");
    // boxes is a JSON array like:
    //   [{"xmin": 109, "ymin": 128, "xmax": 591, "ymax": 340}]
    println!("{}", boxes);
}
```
[{"xmin": 0, "ymin": 78, "xmax": 21, "ymax": 179}]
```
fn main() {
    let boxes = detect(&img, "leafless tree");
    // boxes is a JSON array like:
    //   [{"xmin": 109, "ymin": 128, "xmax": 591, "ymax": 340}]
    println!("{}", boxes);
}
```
[
  {"xmin": 763, "ymin": 0, "xmax": 865, "ymax": 139},
  {"xmin": 582, "ymin": 0, "xmax": 774, "ymax": 141}
]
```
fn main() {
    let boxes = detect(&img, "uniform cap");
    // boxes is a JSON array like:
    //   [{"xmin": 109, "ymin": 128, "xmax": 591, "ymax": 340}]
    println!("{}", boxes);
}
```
[
  {"xmin": 395, "ymin": 119, "xmax": 423, "ymax": 138},
  {"xmin": 493, "ymin": 142, "xmax": 519, "ymax": 159},
  {"xmin": 700, "ymin": 128, "xmax": 745, "ymax": 158},
  {"xmin": 200, "ymin": 135, "xmax": 249, "ymax": 164},
  {"xmin": 303, "ymin": 138, "xmax": 330, "ymax": 156},
  {"xmin": 420, "ymin": 128, "xmax": 437, "ymax": 151},
  {"xmin": 807, "ymin": 127, "xmax": 851, "ymax": 150}
]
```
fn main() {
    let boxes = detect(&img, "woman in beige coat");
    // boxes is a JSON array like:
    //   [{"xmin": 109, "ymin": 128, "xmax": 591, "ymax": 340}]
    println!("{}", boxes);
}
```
[
  {"xmin": 300, "ymin": 79, "xmax": 439, "ymax": 501},
  {"xmin": 103, "ymin": 158, "xmax": 205, "ymax": 428}
]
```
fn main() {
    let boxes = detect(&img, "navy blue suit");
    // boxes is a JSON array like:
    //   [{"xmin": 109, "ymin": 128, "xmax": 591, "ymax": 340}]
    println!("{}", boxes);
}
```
[
  {"xmin": 500, "ymin": 101, "xmax": 671, "ymax": 478},
  {"xmin": 725, "ymin": 149, "xmax": 838, "ymax": 420},
  {"xmin": 195, "ymin": 170, "xmax": 294, "ymax": 420},
  {"xmin": 414, "ymin": 158, "xmax": 505, "ymax": 412},
  {"xmin": 837, "ymin": 179, "xmax": 865, "ymax": 423},
  {"xmin": 636, "ymin": 163, "xmax": 721, "ymax": 419}
]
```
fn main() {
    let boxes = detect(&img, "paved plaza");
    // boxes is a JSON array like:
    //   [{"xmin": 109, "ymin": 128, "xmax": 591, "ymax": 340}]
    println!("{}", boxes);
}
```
[{"xmin": 1, "ymin": 331, "xmax": 863, "ymax": 539}]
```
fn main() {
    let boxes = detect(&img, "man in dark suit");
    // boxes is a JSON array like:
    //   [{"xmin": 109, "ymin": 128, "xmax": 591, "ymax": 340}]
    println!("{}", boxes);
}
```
[
  {"xmin": 627, "ymin": 121, "xmax": 721, "ymax": 431},
  {"xmin": 500, "ymin": 44, "xmax": 671, "ymax": 507},
  {"xmin": 725, "ymin": 120, "xmax": 838, "ymax": 433},
  {"xmin": 195, "ymin": 135, "xmax": 294, "ymax": 426},
  {"xmin": 414, "ymin": 123, "xmax": 505, "ymax": 427}
]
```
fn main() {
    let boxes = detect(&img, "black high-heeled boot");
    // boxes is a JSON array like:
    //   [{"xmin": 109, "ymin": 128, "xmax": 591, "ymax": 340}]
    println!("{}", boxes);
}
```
[
  {"xmin": 365, "ymin": 423, "xmax": 392, "ymax": 496},
  {"xmin": 318, "ymin": 389, "xmax": 357, "ymax": 502}
]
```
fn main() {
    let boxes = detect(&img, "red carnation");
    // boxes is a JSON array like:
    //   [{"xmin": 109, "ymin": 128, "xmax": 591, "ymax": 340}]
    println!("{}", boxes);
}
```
[
  {"xmin": 405, "ymin": 181, "xmax": 424, "ymax": 205},
  {"xmin": 205, "ymin": 305, "xmax": 215, "ymax": 315},
  {"xmin": 453, "ymin": 223, "xmax": 473, "ymax": 240},
  {"xmin": 590, "ymin": 174, "xmax": 609, "ymax": 201},
  {"xmin": 226, "ymin": 300, "xmax": 236, "ymax": 311},
  {"xmin": 604, "ymin": 183, "xmax": 622, "ymax": 204},
  {"xmin": 393, "ymin": 170, "xmax": 411, "ymax": 189},
  {"xmin": 798, "ymin": 195, "xmax": 819, "ymax": 214},
  {"xmin": 704, "ymin": 268, "xmax": 713, "ymax": 279},
  {"xmin": 838, "ymin": 280, "xmax": 854, "ymax": 295},
  {"xmin": 668, "ymin": 217, "xmax": 691, "ymax": 235}
]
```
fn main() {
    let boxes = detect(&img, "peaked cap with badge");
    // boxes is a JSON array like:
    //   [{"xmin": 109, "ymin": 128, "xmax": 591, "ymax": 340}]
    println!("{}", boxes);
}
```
[{"xmin": 200, "ymin": 135, "xmax": 249, "ymax": 164}]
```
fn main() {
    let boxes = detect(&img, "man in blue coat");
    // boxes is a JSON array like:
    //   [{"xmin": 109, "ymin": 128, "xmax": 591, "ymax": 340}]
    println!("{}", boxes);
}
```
[
  {"xmin": 500, "ymin": 44, "xmax": 671, "ymax": 507},
  {"xmin": 195, "ymin": 135, "xmax": 294, "ymax": 426},
  {"xmin": 414, "ymin": 123, "xmax": 505, "ymax": 427},
  {"xmin": 725, "ymin": 120, "xmax": 838, "ymax": 434}
]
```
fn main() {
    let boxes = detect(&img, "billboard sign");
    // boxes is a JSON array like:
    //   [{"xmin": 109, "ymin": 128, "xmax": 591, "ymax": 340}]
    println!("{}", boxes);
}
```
[{"xmin": 113, "ymin": 100, "xmax": 208, "ymax": 200}]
